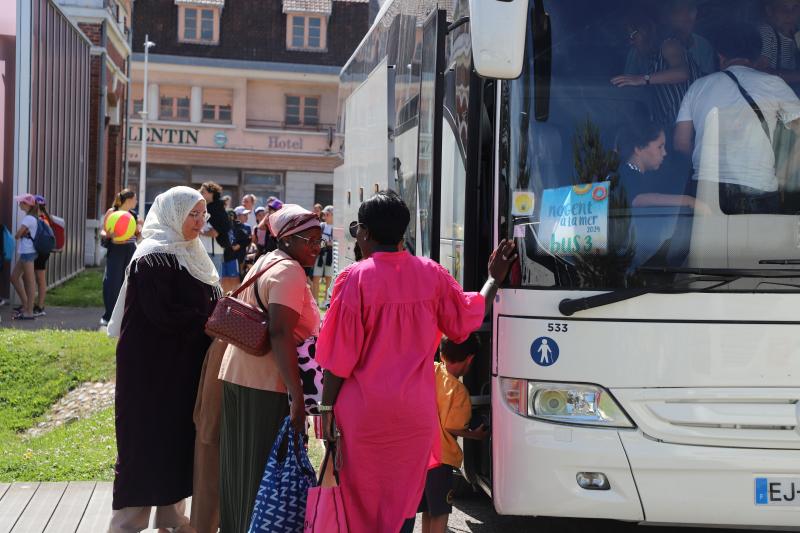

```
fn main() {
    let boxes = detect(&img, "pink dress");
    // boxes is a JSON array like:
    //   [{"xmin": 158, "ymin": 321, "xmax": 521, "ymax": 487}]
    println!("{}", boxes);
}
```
[{"xmin": 315, "ymin": 251, "xmax": 484, "ymax": 533}]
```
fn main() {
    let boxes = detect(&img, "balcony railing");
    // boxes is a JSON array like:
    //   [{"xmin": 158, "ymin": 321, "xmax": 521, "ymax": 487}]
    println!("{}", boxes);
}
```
[{"xmin": 245, "ymin": 119, "xmax": 336, "ymax": 132}]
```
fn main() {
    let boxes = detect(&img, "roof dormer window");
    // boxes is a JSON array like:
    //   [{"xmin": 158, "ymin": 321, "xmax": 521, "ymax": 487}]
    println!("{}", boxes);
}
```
[{"xmin": 176, "ymin": 0, "xmax": 223, "ymax": 45}]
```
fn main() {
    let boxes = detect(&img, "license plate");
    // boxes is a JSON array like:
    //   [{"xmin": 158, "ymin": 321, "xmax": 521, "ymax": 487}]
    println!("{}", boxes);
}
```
[{"xmin": 755, "ymin": 477, "xmax": 800, "ymax": 506}]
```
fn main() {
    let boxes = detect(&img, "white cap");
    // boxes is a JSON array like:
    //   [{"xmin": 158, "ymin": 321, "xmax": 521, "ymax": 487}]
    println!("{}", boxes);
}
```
[{"xmin": 234, "ymin": 206, "xmax": 250, "ymax": 216}]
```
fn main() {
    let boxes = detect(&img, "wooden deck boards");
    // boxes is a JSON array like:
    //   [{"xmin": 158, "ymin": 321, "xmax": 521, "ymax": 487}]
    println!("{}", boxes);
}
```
[{"xmin": 0, "ymin": 483, "xmax": 190, "ymax": 533}]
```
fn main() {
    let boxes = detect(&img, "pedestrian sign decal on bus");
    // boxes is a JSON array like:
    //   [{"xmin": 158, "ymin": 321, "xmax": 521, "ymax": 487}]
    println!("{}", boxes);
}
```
[
  {"xmin": 531, "ymin": 337, "xmax": 559, "ymax": 367},
  {"xmin": 539, "ymin": 182, "xmax": 609, "ymax": 257}
]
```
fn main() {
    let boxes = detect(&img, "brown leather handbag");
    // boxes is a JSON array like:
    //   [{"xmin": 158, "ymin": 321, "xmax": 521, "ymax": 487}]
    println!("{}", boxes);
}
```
[{"xmin": 205, "ymin": 259, "xmax": 286, "ymax": 356}]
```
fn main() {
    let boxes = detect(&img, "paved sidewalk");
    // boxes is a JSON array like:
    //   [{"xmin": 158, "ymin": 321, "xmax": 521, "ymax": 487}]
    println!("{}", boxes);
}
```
[{"xmin": 0, "ymin": 306, "xmax": 104, "ymax": 331}]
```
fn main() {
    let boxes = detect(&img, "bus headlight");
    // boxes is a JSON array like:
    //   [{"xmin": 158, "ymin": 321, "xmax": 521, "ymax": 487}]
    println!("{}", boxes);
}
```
[
  {"xmin": 529, "ymin": 382, "xmax": 633, "ymax": 428},
  {"xmin": 500, "ymin": 378, "xmax": 634, "ymax": 428}
]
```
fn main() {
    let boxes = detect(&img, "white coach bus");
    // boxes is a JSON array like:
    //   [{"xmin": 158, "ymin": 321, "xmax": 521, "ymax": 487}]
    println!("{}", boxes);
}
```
[{"xmin": 334, "ymin": 0, "xmax": 800, "ymax": 528}]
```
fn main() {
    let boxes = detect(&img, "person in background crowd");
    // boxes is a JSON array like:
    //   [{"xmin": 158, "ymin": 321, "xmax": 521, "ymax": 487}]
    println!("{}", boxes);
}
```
[
  {"xmin": 675, "ymin": 22, "xmax": 800, "ymax": 214},
  {"xmin": 32, "ymin": 195, "xmax": 51, "ymax": 317},
  {"xmin": 106, "ymin": 186, "xmax": 219, "ymax": 533},
  {"xmin": 311, "ymin": 205, "xmax": 334, "ymax": 305},
  {"xmin": 251, "ymin": 206, "xmax": 267, "ymax": 251},
  {"xmin": 622, "ymin": 13, "xmax": 659, "ymax": 78},
  {"xmin": 221, "ymin": 195, "xmax": 232, "ymax": 210},
  {"xmin": 757, "ymin": 0, "xmax": 800, "ymax": 83},
  {"xmin": 313, "ymin": 203, "xmax": 323, "ymax": 221},
  {"xmin": 100, "ymin": 189, "xmax": 140, "ymax": 326},
  {"xmin": 241, "ymin": 194, "xmax": 258, "ymax": 229},
  {"xmin": 316, "ymin": 191, "xmax": 517, "ymax": 533},
  {"xmin": 613, "ymin": 11, "xmax": 702, "ymax": 128},
  {"xmin": 257, "ymin": 198, "xmax": 283, "ymax": 256},
  {"xmin": 665, "ymin": 0, "xmax": 716, "ymax": 75},
  {"xmin": 217, "ymin": 204, "xmax": 322, "ymax": 533},
  {"xmin": 220, "ymin": 210, "xmax": 248, "ymax": 290},
  {"xmin": 11, "ymin": 194, "xmax": 39, "ymax": 320},
  {"xmin": 199, "ymin": 182, "xmax": 232, "ymax": 281}
]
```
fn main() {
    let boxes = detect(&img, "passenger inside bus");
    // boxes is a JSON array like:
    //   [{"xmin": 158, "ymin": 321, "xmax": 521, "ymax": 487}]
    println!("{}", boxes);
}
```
[
  {"xmin": 756, "ymin": 0, "xmax": 800, "ymax": 84},
  {"xmin": 611, "ymin": 3, "xmax": 702, "ymax": 128},
  {"xmin": 674, "ymin": 21, "xmax": 800, "ymax": 214},
  {"xmin": 507, "ymin": 0, "xmax": 800, "ymax": 290}
]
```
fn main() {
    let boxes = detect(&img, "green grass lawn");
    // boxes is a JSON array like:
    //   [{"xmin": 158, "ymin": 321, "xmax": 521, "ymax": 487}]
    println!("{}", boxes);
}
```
[
  {"xmin": 46, "ymin": 268, "xmax": 104, "ymax": 308},
  {"xmin": 0, "ymin": 329, "xmax": 117, "ymax": 481},
  {"xmin": 0, "ymin": 327, "xmax": 325, "ymax": 482},
  {"xmin": 0, "ymin": 407, "xmax": 116, "ymax": 481}
]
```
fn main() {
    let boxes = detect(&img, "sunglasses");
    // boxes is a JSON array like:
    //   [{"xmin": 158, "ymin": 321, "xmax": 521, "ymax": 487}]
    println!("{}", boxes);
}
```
[
  {"xmin": 628, "ymin": 28, "xmax": 640, "ymax": 41},
  {"xmin": 349, "ymin": 221, "xmax": 364, "ymax": 238}
]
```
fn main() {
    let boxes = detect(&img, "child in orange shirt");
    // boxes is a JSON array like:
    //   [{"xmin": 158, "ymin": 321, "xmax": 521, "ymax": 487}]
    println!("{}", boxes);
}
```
[{"xmin": 419, "ymin": 334, "xmax": 488, "ymax": 533}]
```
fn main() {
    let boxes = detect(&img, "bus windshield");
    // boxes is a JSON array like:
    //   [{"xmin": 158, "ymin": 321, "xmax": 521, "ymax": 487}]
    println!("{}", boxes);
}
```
[{"xmin": 502, "ymin": 0, "xmax": 800, "ymax": 292}]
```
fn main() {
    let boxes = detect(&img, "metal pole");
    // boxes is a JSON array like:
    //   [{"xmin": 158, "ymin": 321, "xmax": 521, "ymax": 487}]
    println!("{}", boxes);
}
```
[{"xmin": 138, "ymin": 36, "xmax": 154, "ymax": 215}]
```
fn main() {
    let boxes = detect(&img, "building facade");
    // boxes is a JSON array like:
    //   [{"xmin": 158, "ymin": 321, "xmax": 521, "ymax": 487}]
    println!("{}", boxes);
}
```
[
  {"xmin": 127, "ymin": 0, "xmax": 370, "ymax": 211},
  {"xmin": 56, "ymin": 0, "xmax": 134, "ymax": 265},
  {"xmin": 1, "ymin": 0, "xmax": 92, "ymax": 297}
]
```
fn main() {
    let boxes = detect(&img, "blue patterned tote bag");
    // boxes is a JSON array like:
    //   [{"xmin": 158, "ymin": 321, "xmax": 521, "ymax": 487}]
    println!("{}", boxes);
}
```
[{"xmin": 248, "ymin": 417, "xmax": 317, "ymax": 533}]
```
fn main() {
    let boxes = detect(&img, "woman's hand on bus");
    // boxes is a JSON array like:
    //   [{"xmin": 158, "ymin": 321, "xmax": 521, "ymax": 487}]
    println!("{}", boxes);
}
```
[
  {"xmin": 488, "ymin": 239, "xmax": 517, "ymax": 283},
  {"xmin": 611, "ymin": 74, "xmax": 646, "ymax": 87}
]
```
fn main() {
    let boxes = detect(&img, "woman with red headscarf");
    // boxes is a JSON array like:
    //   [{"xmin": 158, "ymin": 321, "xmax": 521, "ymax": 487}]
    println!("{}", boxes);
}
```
[{"xmin": 216, "ymin": 204, "xmax": 322, "ymax": 532}]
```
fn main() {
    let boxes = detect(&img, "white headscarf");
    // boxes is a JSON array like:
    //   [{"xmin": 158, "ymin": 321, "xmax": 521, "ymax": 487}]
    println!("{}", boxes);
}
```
[{"xmin": 107, "ymin": 186, "xmax": 220, "ymax": 337}]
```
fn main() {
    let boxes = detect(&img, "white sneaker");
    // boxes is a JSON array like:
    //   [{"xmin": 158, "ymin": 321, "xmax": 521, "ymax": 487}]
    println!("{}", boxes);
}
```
[{"xmin": 99, "ymin": 318, "xmax": 109, "ymax": 326}]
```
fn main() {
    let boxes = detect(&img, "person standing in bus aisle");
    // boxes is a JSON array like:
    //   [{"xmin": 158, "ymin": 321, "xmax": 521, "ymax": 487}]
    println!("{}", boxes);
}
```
[
  {"xmin": 674, "ymin": 22, "xmax": 800, "ymax": 214},
  {"xmin": 311, "ymin": 205, "xmax": 334, "ymax": 305},
  {"xmin": 316, "ymin": 191, "xmax": 517, "ymax": 533},
  {"xmin": 413, "ymin": 334, "xmax": 489, "ymax": 533},
  {"xmin": 756, "ymin": 0, "xmax": 800, "ymax": 84},
  {"xmin": 100, "ymin": 189, "xmax": 141, "ymax": 327},
  {"xmin": 612, "ymin": 11, "xmax": 702, "ymax": 129},
  {"xmin": 241, "ymin": 193, "xmax": 258, "ymax": 229},
  {"xmin": 664, "ymin": 0, "xmax": 716, "ymax": 75},
  {"xmin": 11, "ymin": 194, "xmax": 39, "ymax": 320}
]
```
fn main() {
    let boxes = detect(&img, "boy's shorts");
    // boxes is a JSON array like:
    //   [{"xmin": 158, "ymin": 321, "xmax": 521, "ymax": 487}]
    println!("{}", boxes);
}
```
[
  {"xmin": 221, "ymin": 259, "xmax": 240, "ymax": 278},
  {"xmin": 418, "ymin": 464, "xmax": 455, "ymax": 517}
]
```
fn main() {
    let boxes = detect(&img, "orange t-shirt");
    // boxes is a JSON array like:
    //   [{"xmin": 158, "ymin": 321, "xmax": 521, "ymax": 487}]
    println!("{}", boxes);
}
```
[{"xmin": 434, "ymin": 361, "xmax": 471, "ymax": 468}]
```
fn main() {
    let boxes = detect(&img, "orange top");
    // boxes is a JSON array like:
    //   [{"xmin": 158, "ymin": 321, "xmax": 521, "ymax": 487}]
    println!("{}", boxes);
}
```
[{"xmin": 434, "ymin": 361, "xmax": 471, "ymax": 468}]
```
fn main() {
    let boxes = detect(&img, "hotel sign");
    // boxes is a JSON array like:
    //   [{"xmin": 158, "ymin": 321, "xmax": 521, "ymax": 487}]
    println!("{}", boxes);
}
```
[{"xmin": 127, "ymin": 126, "xmax": 199, "ymax": 145}]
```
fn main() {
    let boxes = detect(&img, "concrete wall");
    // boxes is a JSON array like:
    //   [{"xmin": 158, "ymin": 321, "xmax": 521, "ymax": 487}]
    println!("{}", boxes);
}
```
[{"xmin": 285, "ymin": 171, "xmax": 332, "ymax": 209}]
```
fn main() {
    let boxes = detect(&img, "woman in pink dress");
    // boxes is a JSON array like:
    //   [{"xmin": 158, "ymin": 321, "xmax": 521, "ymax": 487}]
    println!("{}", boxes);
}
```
[{"xmin": 316, "ymin": 191, "xmax": 516, "ymax": 533}]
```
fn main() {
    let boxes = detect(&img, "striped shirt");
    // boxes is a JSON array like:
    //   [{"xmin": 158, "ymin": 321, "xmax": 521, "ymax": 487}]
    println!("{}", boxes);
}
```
[
  {"xmin": 651, "ymin": 37, "xmax": 702, "ymax": 127},
  {"xmin": 759, "ymin": 23, "xmax": 798, "ymax": 71}
]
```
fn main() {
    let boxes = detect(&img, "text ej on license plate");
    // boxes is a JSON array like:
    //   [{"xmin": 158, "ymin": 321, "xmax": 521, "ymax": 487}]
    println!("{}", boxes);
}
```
[{"xmin": 755, "ymin": 477, "xmax": 800, "ymax": 506}]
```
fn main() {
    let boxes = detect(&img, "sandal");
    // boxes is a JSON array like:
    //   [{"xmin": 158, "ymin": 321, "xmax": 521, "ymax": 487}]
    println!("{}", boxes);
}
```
[{"xmin": 12, "ymin": 311, "xmax": 35, "ymax": 320}]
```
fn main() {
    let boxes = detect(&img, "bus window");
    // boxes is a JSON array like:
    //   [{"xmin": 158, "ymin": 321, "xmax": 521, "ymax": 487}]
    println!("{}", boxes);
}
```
[{"xmin": 503, "ymin": 0, "xmax": 800, "ymax": 292}]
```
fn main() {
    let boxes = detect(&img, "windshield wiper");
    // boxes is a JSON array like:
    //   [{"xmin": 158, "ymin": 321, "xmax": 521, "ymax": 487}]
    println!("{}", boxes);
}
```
[
  {"xmin": 558, "ymin": 267, "xmax": 800, "ymax": 316},
  {"xmin": 759, "ymin": 259, "xmax": 800, "ymax": 265}
]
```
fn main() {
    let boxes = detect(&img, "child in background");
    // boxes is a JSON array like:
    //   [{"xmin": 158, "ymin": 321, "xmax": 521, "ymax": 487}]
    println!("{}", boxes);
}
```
[
  {"xmin": 419, "ymin": 334, "xmax": 488, "ymax": 533},
  {"xmin": 11, "ymin": 194, "xmax": 39, "ymax": 320}
]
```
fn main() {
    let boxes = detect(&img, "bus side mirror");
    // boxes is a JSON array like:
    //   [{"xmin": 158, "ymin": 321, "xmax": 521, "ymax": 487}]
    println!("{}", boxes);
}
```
[{"xmin": 468, "ymin": 0, "xmax": 528, "ymax": 80}]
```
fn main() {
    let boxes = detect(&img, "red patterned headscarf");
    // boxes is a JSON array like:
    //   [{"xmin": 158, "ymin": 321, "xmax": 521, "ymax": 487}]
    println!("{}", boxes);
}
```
[{"xmin": 269, "ymin": 204, "xmax": 320, "ymax": 239}]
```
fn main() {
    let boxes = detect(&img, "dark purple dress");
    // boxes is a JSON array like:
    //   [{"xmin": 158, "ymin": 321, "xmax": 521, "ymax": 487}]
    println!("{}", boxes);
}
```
[{"xmin": 112, "ymin": 253, "xmax": 218, "ymax": 510}]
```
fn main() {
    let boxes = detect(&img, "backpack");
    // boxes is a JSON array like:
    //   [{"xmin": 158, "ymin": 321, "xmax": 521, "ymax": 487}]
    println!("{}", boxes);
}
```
[
  {"xmin": 30, "ymin": 218, "xmax": 56, "ymax": 255},
  {"xmin": 1, "ymin": 225, "xmax": 13, "ymax": 263},
  {"xmin": 41, "ymin": 214, "xmax": 65, "ymax": 252}
]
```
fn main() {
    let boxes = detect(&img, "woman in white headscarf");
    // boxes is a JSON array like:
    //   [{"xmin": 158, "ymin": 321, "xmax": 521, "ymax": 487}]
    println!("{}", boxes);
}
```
[
  {"xmin": 108, "ymin": 186, "xmax": 221, "ymax": 533},
  {"xmin": 216, "ymin": 204, "xmax": 322, "ymax": 533}
]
